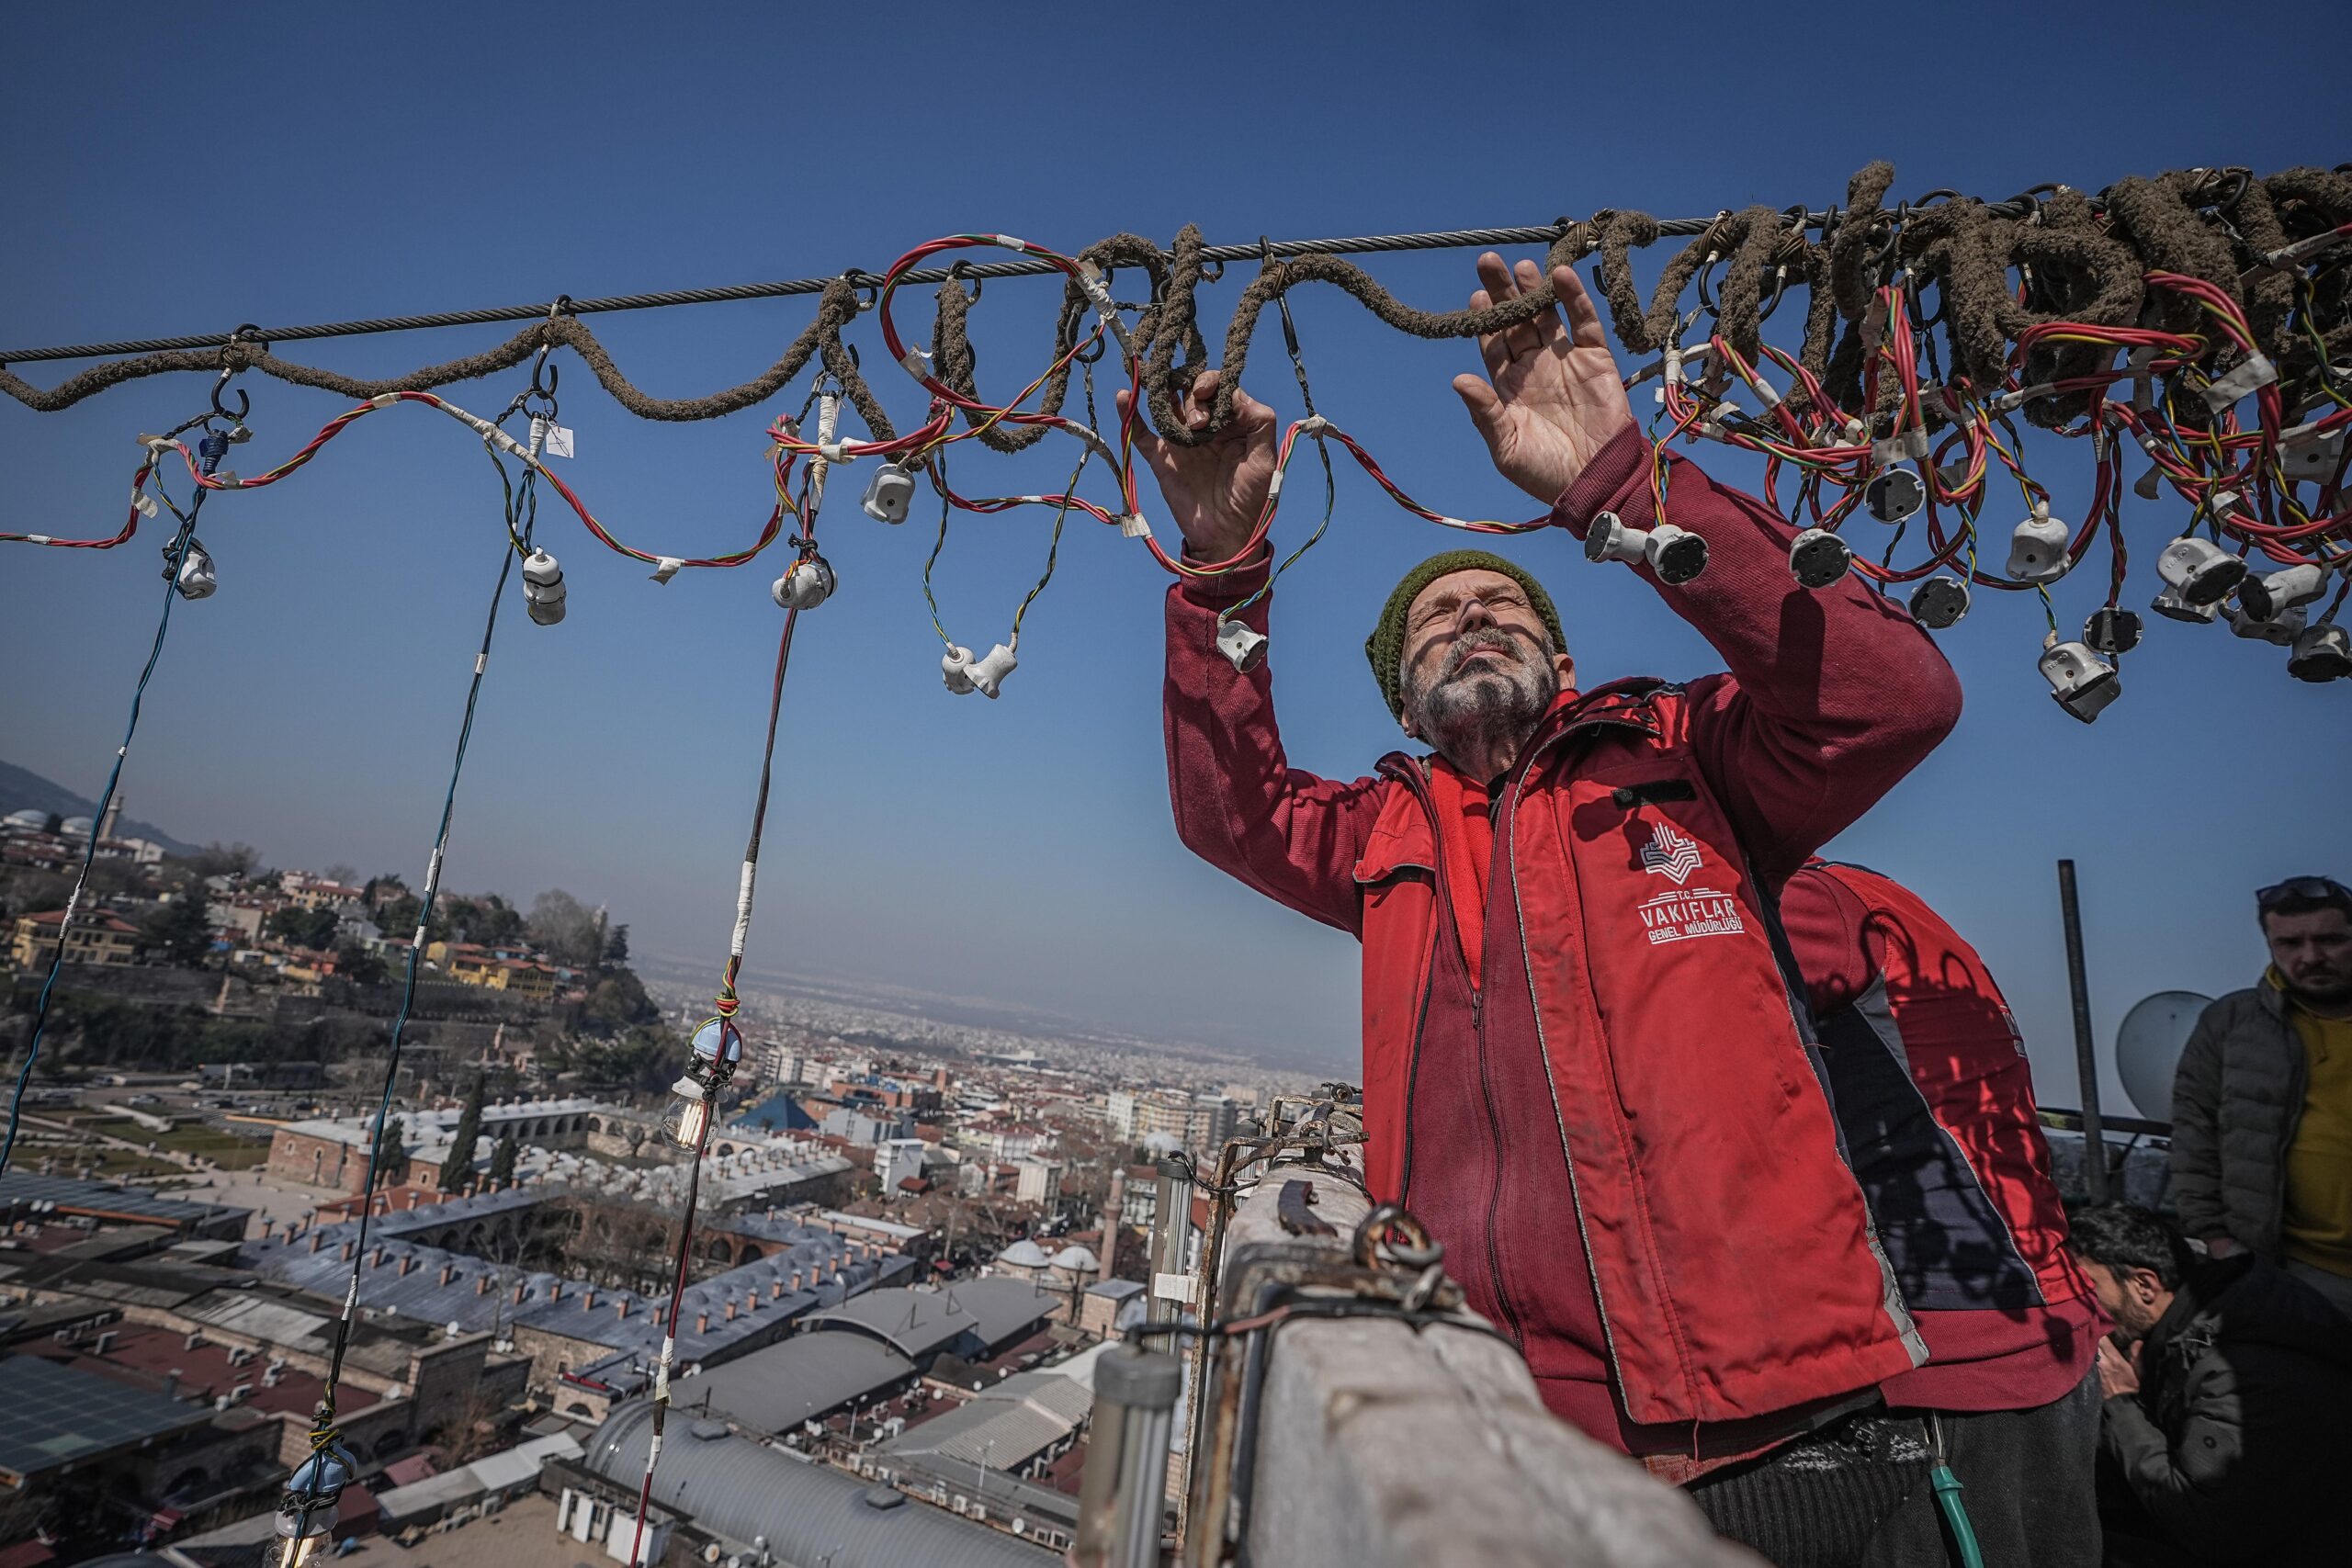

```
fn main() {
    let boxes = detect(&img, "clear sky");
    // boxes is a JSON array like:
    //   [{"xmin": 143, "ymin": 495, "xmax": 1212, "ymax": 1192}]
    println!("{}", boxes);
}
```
[{"xmin": 3, "ymin": 2, "xmax": 2346, "ymax": 1103}]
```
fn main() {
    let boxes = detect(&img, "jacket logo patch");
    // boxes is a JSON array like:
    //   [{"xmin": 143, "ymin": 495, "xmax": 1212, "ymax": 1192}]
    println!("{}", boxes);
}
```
[
  {"xmin": 1638, "ymin": 886, "xmax": 1747, "ymax": 945},
  {"xmin": 1639, "ymin": 823, "xmax": 1703, "ymax": 886}
]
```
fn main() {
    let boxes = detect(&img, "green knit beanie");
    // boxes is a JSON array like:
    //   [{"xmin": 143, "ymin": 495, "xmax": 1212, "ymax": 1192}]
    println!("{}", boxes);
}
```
[{"xmin": 1364, "ymin": 549, "xmax": 1565, "ymax": 722}]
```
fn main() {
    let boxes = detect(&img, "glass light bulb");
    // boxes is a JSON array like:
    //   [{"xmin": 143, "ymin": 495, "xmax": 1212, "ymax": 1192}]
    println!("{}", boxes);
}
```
[{"xmin": 662, "ymin": 1093, "xmax": 710, "ymax": 1150}]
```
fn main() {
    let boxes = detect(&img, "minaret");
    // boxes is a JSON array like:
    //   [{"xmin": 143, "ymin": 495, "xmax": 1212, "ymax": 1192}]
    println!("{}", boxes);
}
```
[
  {"xmin": 1098, "ymin": 1166, "xmax": 1125, "ymax": 1283},
  {"xmin": 98, "ymin": 793, "xmax": 123, "ymax": 842}
]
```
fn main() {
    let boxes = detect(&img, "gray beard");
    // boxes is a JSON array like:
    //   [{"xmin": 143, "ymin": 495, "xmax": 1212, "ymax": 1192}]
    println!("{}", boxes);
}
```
[{"xmin": 1403, "ymin": 627, "xmax": 1555, "ymax": 777}]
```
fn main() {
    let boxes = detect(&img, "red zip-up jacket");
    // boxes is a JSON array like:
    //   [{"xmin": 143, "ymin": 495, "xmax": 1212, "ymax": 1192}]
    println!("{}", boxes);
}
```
[
  {"xmin": 1779, "ymin": 860, "xmax": 2102, "ymax": 1413},
  {"xmin": 1163, "ymin": 424, "xmax": 1964, "ymax": 1466}
]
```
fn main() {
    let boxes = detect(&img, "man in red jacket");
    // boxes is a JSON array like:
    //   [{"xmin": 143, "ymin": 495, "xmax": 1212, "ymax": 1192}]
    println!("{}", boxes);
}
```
[{"xmin": 1134, "ymin": 254, "xmax": 1964, "ymax": 1558}]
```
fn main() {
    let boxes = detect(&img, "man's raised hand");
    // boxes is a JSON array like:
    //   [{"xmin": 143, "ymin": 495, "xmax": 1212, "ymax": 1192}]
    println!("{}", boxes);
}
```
[
  {"xmin": 1119, "ymin": 370, "xmax": 1279, "ymax": 566},
  {"xmin": 1453, "ymin": 254, "xmax": 1634, "ymax": 504}
]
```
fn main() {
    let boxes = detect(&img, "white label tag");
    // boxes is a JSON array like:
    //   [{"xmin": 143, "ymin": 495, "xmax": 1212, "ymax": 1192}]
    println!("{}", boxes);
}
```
[
  {"xmin": 1153, "ymin": 1271, "xmax": 1199, "ymax": 1304},
  {"xmin": 532, "ymin": 418, "xmax": 576, "ymax": 458}
]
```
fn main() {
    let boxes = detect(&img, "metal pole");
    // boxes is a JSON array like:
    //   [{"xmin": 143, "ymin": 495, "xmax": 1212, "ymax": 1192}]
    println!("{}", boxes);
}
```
[
  {"xmin": 2057, "ymin": 860, "xmax": 2109, "ymax": 1202},
  {"xmin": 1075, "ymin": 1345, "xmax": 1181, "ymax": 1568},
  {"xmin": 1149, "ymin": 1158, "xmax": 1190, "ymax": 1325}
]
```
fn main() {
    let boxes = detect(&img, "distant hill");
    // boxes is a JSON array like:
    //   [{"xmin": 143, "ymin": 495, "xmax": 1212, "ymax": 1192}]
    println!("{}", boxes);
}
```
[{"xmin": 0, "ymin": 759, "xmax": 201, "ymax": 855}]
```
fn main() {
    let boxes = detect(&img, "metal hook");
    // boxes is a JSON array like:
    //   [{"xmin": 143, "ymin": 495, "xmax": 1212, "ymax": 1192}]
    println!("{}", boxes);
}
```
[
  {"xmin": 840, "ymin": 268, "xmax": 880, "ymax": 310},
  {"xmin": 1261, "ymin": 236, "xmax": 1305, "ymax": 357},
  {"xmin": 1693, "ymin": 251, "xmax": 1724, "ymax": 320},
  {"xmin": 210, "ymin": 324, "xmax": 261, "ymax": 422},
  {"xmin": 945, "ymin": 259, "xmax": 982, "ymax": 304}
]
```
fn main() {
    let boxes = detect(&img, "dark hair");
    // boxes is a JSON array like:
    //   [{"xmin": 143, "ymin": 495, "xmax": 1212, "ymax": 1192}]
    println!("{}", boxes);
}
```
[
  {"xmin": 2065, "ymin": 1202, "xmax": 2194, "ymax": 1289},
  {"xmin": 2257, "ymin": 875, "xmax": 2352, "ymax": 929}
]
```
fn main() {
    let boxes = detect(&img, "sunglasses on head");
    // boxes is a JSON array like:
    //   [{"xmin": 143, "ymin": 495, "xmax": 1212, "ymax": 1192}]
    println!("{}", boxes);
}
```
[{"xmin": 2257, "ymin": 875, "xmax": 2352, "ymax": 908}]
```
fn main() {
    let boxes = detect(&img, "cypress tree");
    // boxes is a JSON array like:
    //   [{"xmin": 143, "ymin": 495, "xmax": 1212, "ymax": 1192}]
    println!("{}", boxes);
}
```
[
  {"xmin": 370, "ymin": 1112, "xmax": 406, "ymax": 1187},
  {"xmin": 440, "ymin": 1075, "xmax": 485, "ymax": 1190}
]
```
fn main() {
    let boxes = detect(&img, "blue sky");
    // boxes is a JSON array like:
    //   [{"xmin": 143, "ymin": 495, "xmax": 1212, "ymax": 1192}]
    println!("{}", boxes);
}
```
[{"xmin": 3, "ymin": 2, "xmax": 2346, "ymax": 1102}]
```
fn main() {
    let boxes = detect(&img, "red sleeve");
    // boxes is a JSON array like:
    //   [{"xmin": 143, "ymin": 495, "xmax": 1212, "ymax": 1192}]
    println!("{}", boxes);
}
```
[
  {"xmin": 1553, "ymin": 428, "xmax": 1963, "ymax": 888},
  {"xmin": 1775, "ymin": 864, "xmax": 1878, "ymax": 1020},
  {"xmin": 1163, "ymin": 558, "xmax": 1384, "ymax": 937}
]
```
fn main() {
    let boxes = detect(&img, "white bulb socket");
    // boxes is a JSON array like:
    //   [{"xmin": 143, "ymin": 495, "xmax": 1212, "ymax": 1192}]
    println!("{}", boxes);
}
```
[
  {"xmin": 2153, "ymin": 536, "xmax": 2246, "ymax": 607},
  {"xmin": 772, "ymin": 556, "xmax": 835, "ymax": 611},
  {"xmin": 861, "ymin": 463, "xmax": 916, "ymax": 525},
  {"xmin": 2039, "ymin": 632, "xmax": 2120, "ymax": 723},
  {"xmin": 2005, "ymin": 505, "xmax": 2072, "ymax": 584},
  {"xmin": 1216, "ymin": 617, "xmax": 1268, "ymax": 672},
  {"xmin": 1789, "ymin": 527, "xmax": 1853, "ymax": 589}
]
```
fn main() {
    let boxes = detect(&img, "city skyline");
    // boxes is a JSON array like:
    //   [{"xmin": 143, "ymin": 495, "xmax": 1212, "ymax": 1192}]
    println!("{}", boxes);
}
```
[{"xmin": 6, "ymin": 4, "xmax": 2348, "ymax": 1111}]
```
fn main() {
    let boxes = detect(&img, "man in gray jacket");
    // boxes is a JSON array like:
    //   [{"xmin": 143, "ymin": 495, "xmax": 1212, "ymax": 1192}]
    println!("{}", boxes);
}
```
[{"xmin": 2170, "ymin": 875, "xmax": 2352, "ymax": 1321}]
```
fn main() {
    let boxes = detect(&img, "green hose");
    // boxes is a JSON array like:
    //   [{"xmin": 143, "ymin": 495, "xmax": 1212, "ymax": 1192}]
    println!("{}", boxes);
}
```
[{"xmin": 1929, "ymin": 1462, "xmax": 1986, "ymax": 1568}]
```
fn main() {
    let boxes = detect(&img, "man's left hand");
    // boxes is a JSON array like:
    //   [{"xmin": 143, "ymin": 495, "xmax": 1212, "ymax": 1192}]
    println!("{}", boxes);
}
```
[
  {"xmin": 1452, "ymin": 255, "xmax": 1635, "ymax": 504},
  {"xmin": 2098, "ymin": 1337, "xmax": 2142, "ymax": 1399}
]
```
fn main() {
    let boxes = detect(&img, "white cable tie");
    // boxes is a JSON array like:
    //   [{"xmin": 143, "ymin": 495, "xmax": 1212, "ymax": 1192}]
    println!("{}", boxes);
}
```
[
  {"xmin": 2265, "ymin": 228, "xmax": 2352, "ymax": 267},
  {"xmin": 817, "ymin": 442, "xmax": 860, "ymax": 464},
  {"xmin": 24, "ymin": 533, "xmax": 52, "ymax": 544},
  {"xmin": 806, "ymin": 394, "xmax": 840, "ymax": 518},
  {"xmin": 1295, "ymin": 414, "xmax": 1333, "ymax": 436},
  {"xmin": 2126, "ymin": 344, "xmax": 2157, "ymax": 412},
  {"xmin": 730, "ymin": 861, "xmax": 756, "ymax": 958},
  {"xmin": 140, "ymin": 434, "xmax": 174, "ymax": 451},
  {"xmin": 1119, "ymin": 513, "xmax": 1151, "ymax": 539},
  {"xmin": 369, "ymin": 392, "xmax": 401, "ymax": 410},
  {"xmin": 214, "ymin": 473, "xmax": 241, "ymax": 490},
  {"xmin": 650, "ymin": 557, "xmax": 686, "ymax": 583},
  {"xmin": 1750, "ymin": 372, "xmax": 1781, "ymax": 409},
  {"xmin": 994, "ymin": 234, "xmax": 1027, "ymax": 252},
  {"xmin": 898, "ymin": 347, "xmax": 931, "ymax": 381},
  {"xmin": 1265, "ymin": 468, "xmax": 1284, "ymax": 502},
  {"xmin": 1993, "ymin": 383, "xmax": 2055, "ymax": 413},
  {"xmin": 1076, "ymin": 261, "xmax": 1137, "ymax": 358},
  {"xmin": 1436, "ymin": 515, "xmax": 1473, "ymax": 530},
  {"xmin": 2202, "ymin": 352, "xmax": 2277, "ymax": 412},
  {"xmin": 131, "ymin": 489, "xmax": 158, "ymax": 518},
  {"xmin": 474, "ymin": 651, "xmax": 488, "ymax": 675}
]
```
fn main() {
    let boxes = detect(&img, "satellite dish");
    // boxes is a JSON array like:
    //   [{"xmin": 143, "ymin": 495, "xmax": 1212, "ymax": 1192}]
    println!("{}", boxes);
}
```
[{"xmin": 2116, "ymin": 990, "xmax": 2212, "ymax": 1119}]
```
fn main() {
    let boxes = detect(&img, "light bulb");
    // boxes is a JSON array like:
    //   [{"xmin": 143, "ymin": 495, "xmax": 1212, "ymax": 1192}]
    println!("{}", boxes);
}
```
[{"xmin": 662, "ymin": 1090, "xmax": 710, "ymax": 1150}]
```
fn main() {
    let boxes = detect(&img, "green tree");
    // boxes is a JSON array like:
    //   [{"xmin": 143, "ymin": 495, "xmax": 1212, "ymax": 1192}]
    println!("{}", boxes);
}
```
[
  {"xmin": 334, "ymin": 941, "xmax": 388, "ymax": 986},
  {"xmin": 488, "ymin": 1129, "xmax": 518, "ymax": 1187},
  {"xmin": 266, "ymin": 906, "xmax": 338, "ymax": 950},
  {"xmin": 601, "ymin": 921, "xmax": 630, "ymax": 969},
  {"xmin": 141, "ymin": 896, "xmax": 214, "ymax": 967},
  {"xmin": 186, "ymin": 841, "xmax": 258, "ymax": 879},
  {"xmin": 576, "ymin": 966, "xmax": 662, "ymax": 1033},
  {"xmin": 369, "ymin": 1112, "xmax": 406, "ymax": 1187},
  {"xmin": 440, "ymin": 1076, "xmax": 485, "ymax": 1190},
  {"xmin": 474, "ymin": 896, "xmax": 526, "ymax": 947}
]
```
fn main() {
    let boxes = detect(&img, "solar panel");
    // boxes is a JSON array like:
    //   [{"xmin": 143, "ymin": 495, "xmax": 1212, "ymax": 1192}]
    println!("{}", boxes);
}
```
[{"xmin": 0, "ymin": 1355, "xmax": 209, "ymax": 1482}]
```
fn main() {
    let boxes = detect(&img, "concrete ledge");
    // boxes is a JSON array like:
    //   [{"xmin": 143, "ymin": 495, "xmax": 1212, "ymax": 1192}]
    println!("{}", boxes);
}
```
[{"xmin": 1200, "ymin": 1160, "xmax": 1753, "ymax": 1568}]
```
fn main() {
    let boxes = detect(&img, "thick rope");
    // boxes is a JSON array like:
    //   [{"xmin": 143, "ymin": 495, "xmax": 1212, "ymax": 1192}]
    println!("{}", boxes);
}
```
[{"xmin": 7, "ymin": 166, "xmax": 2349, "ymax": 434}]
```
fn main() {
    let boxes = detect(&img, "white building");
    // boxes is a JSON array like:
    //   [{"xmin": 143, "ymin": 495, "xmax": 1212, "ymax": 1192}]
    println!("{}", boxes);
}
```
[{"xmin": 875, "ymin": 1137, "xmax": 926, "ymax": 1192}]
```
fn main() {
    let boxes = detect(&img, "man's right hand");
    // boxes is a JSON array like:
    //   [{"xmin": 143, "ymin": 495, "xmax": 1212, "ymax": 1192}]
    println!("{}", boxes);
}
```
[{"xmin": 1119, "ymin": 370, "xmax": 1279, "ymax": 565}]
